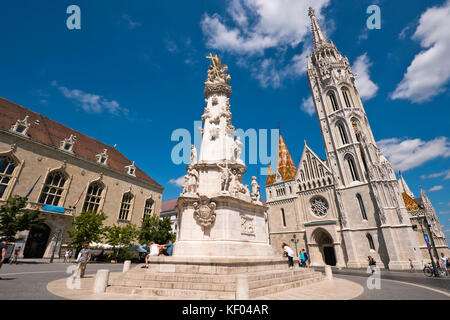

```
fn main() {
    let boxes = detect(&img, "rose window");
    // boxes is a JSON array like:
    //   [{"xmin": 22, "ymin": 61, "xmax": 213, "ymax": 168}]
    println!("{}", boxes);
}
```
[{"xmin": 310, "ymin": 197, "xmax": 329, "ymax": 217}]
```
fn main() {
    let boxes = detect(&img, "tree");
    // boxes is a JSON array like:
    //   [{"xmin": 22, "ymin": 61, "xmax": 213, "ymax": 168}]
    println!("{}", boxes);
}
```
[
  {"xmin": 138, "ymin": 215, "xmax": 175, "ymax": 245},
  {"xmin": 0, "ymin": 196, "xmax": 43, "ymax": 242},
  {"xmin": 67, "ymin": 211, "xmax": 107, "ymax": 252},
  {"xmin": 104, "ymin": 224, "xmax": 137, "ymax": 258}
]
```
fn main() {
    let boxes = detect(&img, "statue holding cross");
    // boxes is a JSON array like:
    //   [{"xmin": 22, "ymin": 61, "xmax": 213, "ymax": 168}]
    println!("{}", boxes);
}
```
[{"xmin": 206, "ymin": 53, "xmax": 230, "ymax": 84}]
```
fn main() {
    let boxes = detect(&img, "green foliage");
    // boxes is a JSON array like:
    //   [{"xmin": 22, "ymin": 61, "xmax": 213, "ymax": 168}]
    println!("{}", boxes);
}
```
[
  {"xmin": 67, "ymin": 211, "xmax": 107, "ymax": 251},
  {"xmin": 138, "ymin": 215, "xmax": 175, "ymax": 245},
  {"xmin": 0, "ymin": 196, "xmax": 43, "ymax": 242},
  {"xmin": 104, "ymin": 224, "xmax": 137, "ymax": 259}
]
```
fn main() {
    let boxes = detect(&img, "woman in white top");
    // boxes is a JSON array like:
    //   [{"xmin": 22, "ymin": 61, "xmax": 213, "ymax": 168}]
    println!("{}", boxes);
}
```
[
  {"xmin": 144, "ymin": 242, "xmax": 162, "ymax": 268},
  {"xmin": 282, "ymin": 243, "xmax": 295, "ymax": 269}
]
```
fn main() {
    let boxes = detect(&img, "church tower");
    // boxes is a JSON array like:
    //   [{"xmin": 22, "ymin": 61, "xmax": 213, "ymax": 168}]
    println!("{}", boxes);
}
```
[{"xmin": 305, "ymin": 8, "xmax": 422, "ymax": 269}]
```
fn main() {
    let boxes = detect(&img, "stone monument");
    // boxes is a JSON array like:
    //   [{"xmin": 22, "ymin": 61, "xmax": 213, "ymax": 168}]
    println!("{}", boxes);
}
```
[{"xmin": 175, "ymin": 53, "xmax": 273, "ymax": 257}]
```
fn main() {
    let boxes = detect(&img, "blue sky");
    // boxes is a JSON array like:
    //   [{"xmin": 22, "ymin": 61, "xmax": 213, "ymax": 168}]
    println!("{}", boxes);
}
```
[{"xmin": 1, "ymin": 0, "xmax": 449, "ymax": 238}]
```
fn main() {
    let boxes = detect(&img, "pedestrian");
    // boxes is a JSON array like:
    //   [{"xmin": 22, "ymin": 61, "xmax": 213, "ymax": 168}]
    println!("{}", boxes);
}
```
[
  {"xmin": 440, "ymin": 253, "xmax": 448, "ymax": 275},
  {"xmin": 162, "ymin": 240, "xmax": 174, "ymax": 256},
  {"xmin": 303, "ymin": 249, "xmax": 309, "ymax": 268},
  {"xmin": 68, "ymin": 249, "xmax": 73, "ymax": 263},
  {"xmin": 0, "ymin": 238, "xmax": 7, "ymax": 279},
  {"xmin": 9, "ymin": 246, "xmax": 21, "ymax": 265},
  {"xmin": 368, "ymin": 256, "xmax": 376, "ymax": 274},
  {"xmin": 76, "ymin": 244, "xmax": 91, "ymax": 278},
  {"xmin": 299, "ymin": 249, "xmax": 306, "ymax": 268},
  {"xmin": 282, "ymin": 242, "xmax": 294, "ymax": 269},
  {"xmin": 144, "ymin": 242, "xmax": 161, "ymax": 268},
  {"xmin": 64, "ymin": 249, "xmax": 70, "ymax": 263},
  {"xmin": 408, "ymin": 259, "xmax": 414, "ymax": 272}
]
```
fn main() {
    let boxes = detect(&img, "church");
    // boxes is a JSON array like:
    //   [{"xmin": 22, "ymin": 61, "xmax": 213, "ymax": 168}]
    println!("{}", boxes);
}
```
[{"xmin": 264, "ymin": 8, "xmax": 448, "ymax": 270}]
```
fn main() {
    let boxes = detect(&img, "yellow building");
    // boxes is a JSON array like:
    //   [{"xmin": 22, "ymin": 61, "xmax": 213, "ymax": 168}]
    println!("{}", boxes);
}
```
[{"xmin": 0, "ymin": 97, "xmax": 163, "ymax": 258}]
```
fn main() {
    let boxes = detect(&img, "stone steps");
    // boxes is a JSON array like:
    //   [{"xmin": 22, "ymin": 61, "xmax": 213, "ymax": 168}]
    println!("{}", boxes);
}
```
[{"xmin": 106, "ymin": 267, "xmax": 324, "ymax": 299}]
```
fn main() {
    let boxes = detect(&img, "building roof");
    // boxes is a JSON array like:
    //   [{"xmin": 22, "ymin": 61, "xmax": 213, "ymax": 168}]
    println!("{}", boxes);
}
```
[
  {"xmin": 265, "ymin": 163, "xmax": 276, "ymax": 186},
  {"xmin": 160, "ymin": 198, "xmax": 267, "ymax": 213},
  {"xmin": 276, "ymin": 134, "xmax": 297, "ymax": 181},
  {"xmin": 0, "ymin": 97, "xmax": 162, "ymax": 189}
]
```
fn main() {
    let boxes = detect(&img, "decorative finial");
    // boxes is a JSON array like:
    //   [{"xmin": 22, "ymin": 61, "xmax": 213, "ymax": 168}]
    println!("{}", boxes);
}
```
[
  {"xmin": 308, "ymin": 7, "xmax": 315, "ymax": 18},
  {"xmin": 304, "ymin": 139, "xmax": 307, "ymax": 145}
]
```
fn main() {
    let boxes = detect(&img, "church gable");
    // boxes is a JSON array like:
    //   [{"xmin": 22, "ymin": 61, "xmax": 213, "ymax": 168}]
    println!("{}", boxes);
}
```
[{"xmin": 296, "ymin": 144, "xmax": 333, "ymax": 191}]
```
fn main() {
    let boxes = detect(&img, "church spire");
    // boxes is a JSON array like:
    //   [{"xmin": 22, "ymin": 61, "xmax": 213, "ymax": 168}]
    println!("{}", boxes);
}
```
[
  {"xmin": 308, "ymin": 7, "xmax": 328, "ymax": 49},
  {"xmin": 276, "ymin": 134, "xmax": 297, "ymax": 181}
]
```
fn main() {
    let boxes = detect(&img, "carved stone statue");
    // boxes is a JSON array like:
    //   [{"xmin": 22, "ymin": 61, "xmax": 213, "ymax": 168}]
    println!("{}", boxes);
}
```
[
  {"xmin": 251, "ymin": 176, "xmax": 261, "ymax": 203},
  {"xmin": 182, "ymin": 167, "xmax": 198, "ymax": 196},
  {"xmin": 233, "ymin": 137, "xmax": 243, "ymax": 164},
  {"xmin": 217, "ymin": 162, "xmax": 231, "ymax": 193},
  {"xmin": 190, "ymin": 145, "xmax": 197, "ymax": 166}
]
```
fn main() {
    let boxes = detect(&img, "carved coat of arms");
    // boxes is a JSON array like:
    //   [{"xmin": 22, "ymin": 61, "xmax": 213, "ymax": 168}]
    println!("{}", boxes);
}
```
[{"xmin": 193, "ymin": 196, "xmax": 217, "ymax": 230}]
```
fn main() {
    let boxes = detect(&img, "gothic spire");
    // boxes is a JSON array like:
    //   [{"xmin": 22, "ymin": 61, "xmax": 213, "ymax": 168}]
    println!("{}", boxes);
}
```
[
  {"xmin": 265, "ymin": 163, "xmax": 276, "ymax": 186},
  {"xmin": 276, "ymin": 134, "xmax": 297, "ymax": 181},
  {"xmin": 308, "ymin": 7, "xmax": 328, "ymax": 49},
  {"xmin": 398, "ymin": 171, "xmax": 415, "ymax": 198}
]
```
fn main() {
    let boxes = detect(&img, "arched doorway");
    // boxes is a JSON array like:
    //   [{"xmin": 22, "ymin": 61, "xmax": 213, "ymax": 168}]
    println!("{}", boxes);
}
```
[
  {"xmin": 24, "ymin": 223, "xmax": 51, "ymax": 258},
  {"xmin": 313, "ymin": 228, "xmax": 337, "ymax": 266}
]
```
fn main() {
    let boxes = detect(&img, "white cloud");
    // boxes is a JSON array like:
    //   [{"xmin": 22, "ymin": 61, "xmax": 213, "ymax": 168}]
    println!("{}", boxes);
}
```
[
  {"xmin": 300, "ymin": 96, "xmax": 315, "ymax": 116},
  {"xmin": 377, "ymin": 136, "xmax": 450, "ymax": 171},
  {"xmin": 352, "ymin": 53, "xmax": 378, "ymax": 101},
  {"xmin": 121, "ymin": 14, "xmax": 141, "ymax": 29},
  {"xmin": 421, "ymin": 169, "xmax": 450, "ymax": 180},
  {"xmin": 52, "ymin": 81, "xmax": 129, "ymax": 116},
  {"xmin": 391, "ymin": 0, "xmax": 450, "ymax": 103},
  {"xmin": 169, "ymin": 176, "xmax": 185, "ymax": 188},
  {"xmin": 201, "ymin": 0, "xmax": 330, "ymax": 87},
  {"xmin": 429, "ymin": 185, "xmax": 444, "ymax": 192}
]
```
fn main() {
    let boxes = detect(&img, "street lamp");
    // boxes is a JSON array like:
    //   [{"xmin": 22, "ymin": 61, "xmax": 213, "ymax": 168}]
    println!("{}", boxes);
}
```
[
  {"xmin": 291, "ymin": 234, "xmax": 299, "ymax": 258},
  {"xmin": 49, "ymin": 229, "xmax": 62, "ymax": 264}
]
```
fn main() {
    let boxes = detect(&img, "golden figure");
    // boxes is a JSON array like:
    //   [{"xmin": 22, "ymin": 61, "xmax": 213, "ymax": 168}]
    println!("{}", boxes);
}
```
[{"xmin": 206, "ymin": 53, "xmax": 222, "ymax": 78}]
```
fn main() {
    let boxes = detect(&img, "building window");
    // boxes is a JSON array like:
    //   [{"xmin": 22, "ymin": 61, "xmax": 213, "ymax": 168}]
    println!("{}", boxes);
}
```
[
  {"xmin": 351, "ymin": 118, "xmax": 361, "ymax": 142},
  {"xmin": 328, "ymin": 92, "xmax": 339, "ymax": 111},
  {"xmin": 38, "ymin": 171, "xmax": 67, "ymax": 206},
  {"xmin": 357, "ymin": 194, "xmax": 367, "ymax": 220},
  {"xmin": 96, "ymin": 149, "xmax": 108, "ymax": 165},
  {"xmin": 337, "ymin": 122, "xmax": 349, "ymax": 145},
  {"xmin": 125, "ymin": 161, "xmax": 136, "ymax": 177},
  {"xmin": 82, "ymin": 182, "xmax": 104, "ymax": 214},
  {"xmin": 310, "ymin": 196, "xmax": 329, "ymax": 217},
  {"xmin": 281, "ymin": 208, "xmax": 287, "ymax": 227},
  {"xmin": 0, "ymin": 156, "xmax": 16, "ymax": 199},
  {"xmin": 144, "ymin": 198, "xmax": 154, "ymax": 217},
  {"xmin": 346, "ymin": 155, "xmax": 359, "ymax": 181},
  {"xmin": 341, "ymin": 87, "xmax": 352, "ymax": 108},
  {"xmin": 118, "ymin": 192, "xmax": 133, "ymax": 220},
  {"xmin": 367, "ymin": 234, "xmax": 375, "ymax": 250},
  {"xmin": 10, "ymin": 115, "xmax": 30, "ymax": 136},
  {"xmin": 59, "ymin": 135, "xmax": 76, "ymax": 153}
]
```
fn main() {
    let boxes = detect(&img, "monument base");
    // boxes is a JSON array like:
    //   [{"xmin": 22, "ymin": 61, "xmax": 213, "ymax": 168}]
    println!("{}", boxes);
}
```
[{"xmin": 106, "ymin": 256, "xmax": 324, "ymax": 299}]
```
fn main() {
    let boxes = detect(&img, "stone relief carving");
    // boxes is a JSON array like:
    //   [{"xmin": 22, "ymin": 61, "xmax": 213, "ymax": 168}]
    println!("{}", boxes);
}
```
[
  {"xmin": 193, "ymin": 196, "xmax": 217, "ymax": 230},
  {"xmin": 241, "ymin": 215, "xmax": 255, "ymax": 235}
]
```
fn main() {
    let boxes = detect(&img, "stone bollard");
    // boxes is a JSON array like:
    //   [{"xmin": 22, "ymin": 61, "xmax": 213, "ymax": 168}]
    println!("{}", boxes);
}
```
[
  {"xmin": 325, "ymin": 265, "xmax": 333, "ymax": 280},
  {"xmin": 123, "ymin": 260, "xmax": 131, "ymax": 273},
  {"xmin": 92, "ymin": 269, "xmax": 110, "ymax": 293},
  {"xmin": 235, "ymin": 274, "xmax": 249, "ymax": 300}
]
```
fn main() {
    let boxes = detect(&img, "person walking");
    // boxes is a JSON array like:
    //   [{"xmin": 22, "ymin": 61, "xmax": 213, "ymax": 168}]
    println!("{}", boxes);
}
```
[
  {"xmin": 0, "ymin": 238, "xmax": 7, "ymax": 279},
  {"xmin": 68, "ymin": 249, "xmax": 73, "ymax": 263},
  {"xmin": 368, "ymin": 256, "xmax": 376, "ymax": 274},
  {"xmin": 440, "ymin": 253, "xmax": 448, "ymax": 275},
  {"xmin": 282, "ymin": 243, "xmax": 294, "ymax": 269},
  {"xmin": 9, "ymin": 246, "xmax": 21, "ymax": 265},
  {"xmin": 302, "ymin": 249, "xmax": 309, "ymax": 268},
  {"xmin": 299, "ymin": 250, "xmax": 306, "ymax": 268},
  {"xmin": 408, "ymin": 259, "xmax": 415, "ymax": 272},
  {"xmin": 64, "ymin": 249, "xmax": 70, "ymax": 263},
  {"xmin": 76, "ymin": 244, "xmax": 91, "ymax": 278}
]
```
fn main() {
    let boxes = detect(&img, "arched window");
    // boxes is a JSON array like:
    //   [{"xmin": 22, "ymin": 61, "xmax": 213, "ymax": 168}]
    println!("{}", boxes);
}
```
[
  {"xmin": 118, "ymin": 192, "xmax": 133, "ymax": 220},
  {"xmin": 357, "ymin": 194, "xmax": 367, "ymax": 220},
  {"xmin": 346, "ymin": 156, "xmax": 359, "ymax": 182},
  {"xmin": 281, "ymin": 208, "xmax": 287, "ymax": 228},
  {"xmin": 328, "ymin": 92, "xmax": 339, "ymax": 111},
  {"xmin": 341, "ymin": 87, "xmax": 352, "ymax": 108},
  {"xmin": 337, "ymin": 122, "xmax": 349, "ymax": 145},
  {"xmin": 0, "ymin": 156, "xmax": 16, "ymax": 199},
  {"xmin": 144, "ymin": 198, "xmax": 154, "ymax": 217},
  {"xmin": 82, "ymin": 181, "xmax": 104, "ymax": 214},
  {"xmin": 367, "ymin": 234, "xmax": 375, "ymax": 250},
  {"xmin": 351, "ymin": 118, "xmax": 362, "ymax": 142},
  {"xmin": 39, "ymin": 170, "xmax": 67, "ymax": 206}
]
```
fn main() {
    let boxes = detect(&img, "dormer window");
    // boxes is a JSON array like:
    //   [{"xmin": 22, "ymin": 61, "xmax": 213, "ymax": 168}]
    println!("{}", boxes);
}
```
[
  {"xmin": 10, "ymin": 115, "xmax": 31, "ymax": 136},
  {"xmin": 96, "ymin": 149, "xmax": 108, "ymax": 165},
  {"xmin": 125, "ymin": 161, "xmax": 136, "ymax": 176},
  {"xmin": 59, "ymin": 135, "xmax": 76, "ymax": 153}
]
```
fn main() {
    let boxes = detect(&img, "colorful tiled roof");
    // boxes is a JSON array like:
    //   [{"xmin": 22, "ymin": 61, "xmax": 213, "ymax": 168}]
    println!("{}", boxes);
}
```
[
  {"xmin": 276, "ymin": 134, "xmax": 297, "ymax": 181},
  {"xmin": 401, "ymin": 192, "xmax": 419, "ymax": 213},
  {"xmin": 0, "ymin": 97, "xmax": 162, "ymax": 189},
  {"xmin": 265, "ymin": 163, "xmax": 276, "ymax": 186}
]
